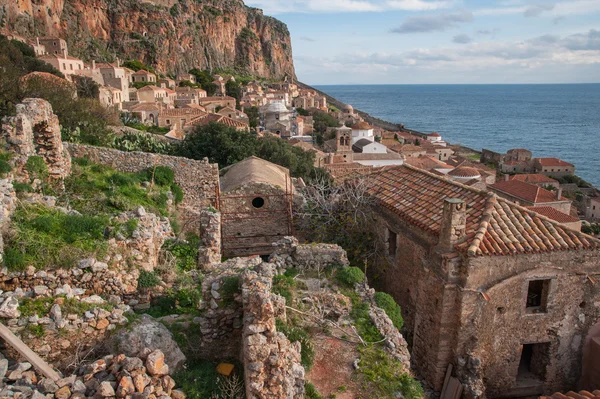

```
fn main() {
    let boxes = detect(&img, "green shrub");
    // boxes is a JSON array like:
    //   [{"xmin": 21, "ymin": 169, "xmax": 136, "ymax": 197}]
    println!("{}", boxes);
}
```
[
  {"xmin": 347, "ymin": 291, "xmax": 382, "ymax": 343},
  {"xmin": 25, "ymin": 156, "xmax": 48, "ymax": 180},
  {"xmin": 163, "ymin": 235, "xmax": 199, "ymax": 272},
  {"xmin": 170, "ymin": 184, "xmax": 184, "ymax": 204},
  {"xmin": 144, "ymin": 287, "xmax": 202, "ymax": 317},
  {"xmin": 273, "ymin": 273, "xmax": 296, "ymax": 305},
  {"xmin": 305, "ymin": 382, "xmax": 323, "ymax": 399},
  {"xmin": 220, "ymin": 276, "xmax": 240, "ymax": 306},
  {"xmin": 13, "ymin": 183, "xmax": 33, "ymax": 193},
  {"xmin": 336, "ymin": 266, "xmax": 365, "ymax": 287},
  {"xmin": 0, "ymin": 154, "xmax": 12, "ymax": 176},
  {"xmin": 142, "ymin": 166, "xmax": 175, "ymax": 186},
  {"xmin": 276, "ymin": 319, "xmax": 315, "ymax": 370},
  {"xmin": 20, "ymin": 297, "xmax": 54, "ymax": 317},
  {"xmin": 374, "ymin": 292, "xmax": 404, "ymax": 331},
  {"xmin": 358, "ymin": 345, "xmax": 424, "ymax": 398},
  {"xmin": 138, "ymin": 270, "xmax": 160, "ymax": 288}
]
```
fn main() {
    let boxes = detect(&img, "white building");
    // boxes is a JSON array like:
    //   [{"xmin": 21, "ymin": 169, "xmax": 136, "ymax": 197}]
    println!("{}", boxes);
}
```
[{"xmin": 350, "ymin": 121, "xmax": 375, "ymax": 144}]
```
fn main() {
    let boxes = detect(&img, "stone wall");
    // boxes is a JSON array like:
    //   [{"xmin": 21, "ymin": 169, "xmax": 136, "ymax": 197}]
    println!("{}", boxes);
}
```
[
  {"xmin": 241, "ymin": 263, "xmax": 305, "ymax": 399},
  {"xmin": 2, "ymin": 98, "xmax": 71, "ymax": 180},
  {"xmin": 269, "ymin": 236, "xmax": 349, "ymax": 271},
  {"xmin": 66, "ymin": 144, "xmax": 219, "ymax": 228},
  {"xmin": 197, "ymin": 208, "xmax": 221, "ymax": 270}
]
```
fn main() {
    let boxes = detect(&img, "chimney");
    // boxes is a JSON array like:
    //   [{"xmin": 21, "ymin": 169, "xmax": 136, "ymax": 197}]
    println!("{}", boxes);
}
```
[
  {"xmin": 116, "ymin": 58, "xmax": 120, "ymax": 68},
  {"xmin": 556, "ymin": 187, "xmax": 563, "ymax": 201},
  {"xmin": 438, "ymin": 198, "xmax": 467, "ymax": 252},
  {"xmin": 62, "ymin": 48, "xmax": 67, "ymax": 58},
  {"xmin": 36, "ymin": 37, "xmax": 40, "ymax": 46},
  {"xmin": 504, "ymin": 174, "xmax": 510, "ymax": 182},
  {"xmin": 92, "ymin": 60, "xmax": 96, "ymax": 70}
]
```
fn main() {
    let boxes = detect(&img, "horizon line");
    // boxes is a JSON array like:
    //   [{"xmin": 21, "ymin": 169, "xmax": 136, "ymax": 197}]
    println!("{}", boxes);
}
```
[{"xmin": 308, "ymin": 82, "xmax": 600, "ymax": 86}]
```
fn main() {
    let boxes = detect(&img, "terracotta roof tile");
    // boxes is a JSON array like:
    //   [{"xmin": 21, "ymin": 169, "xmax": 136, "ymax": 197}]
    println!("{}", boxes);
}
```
[
  {"xmin": 526, "ymin": 206, "xmax": 580, "ymax": 224},
  {"xmin": 535, "ymin": 157, "xmax": 574, "ymax": 167},
  {"xmin": 489, "ymin": 180, "xmax": 568, "ymax": 203},
  {"xmin": 366, "ymin": 165, "xmax": 599, "ymax": 256},
  {"xmin": 159, "ymin": 108, "xmax": 207, "ymax": 117},
  {"xmin": 510, "ymin": 174, "xmax": 559, "ymax": 184}
]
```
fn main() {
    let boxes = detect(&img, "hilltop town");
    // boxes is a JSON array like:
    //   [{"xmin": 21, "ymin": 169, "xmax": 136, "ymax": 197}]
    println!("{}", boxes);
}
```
[{"xmin": 0, "ymin": 24, "xmax": 600, "ymax": 399}]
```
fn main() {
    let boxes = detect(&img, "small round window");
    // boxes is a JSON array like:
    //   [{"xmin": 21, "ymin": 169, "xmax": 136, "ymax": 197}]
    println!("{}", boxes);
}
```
[{"xmin": 252, "ymin": 197, "xmax": 265, "ymax": 208}]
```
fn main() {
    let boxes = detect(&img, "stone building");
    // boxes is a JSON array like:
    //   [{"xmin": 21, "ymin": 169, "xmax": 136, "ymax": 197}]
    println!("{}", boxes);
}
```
[
  {"xmin": 218, "ymin": 157, "xmax": 294, "ymax": 258},
  {"xmin": 533, "ymin": 158, "xmax": 576, "ymax": 177},
  {"xmin": 365, "ymin": 164, "xmax": 600, "ymax": 398},
  {"xmin": 489, "ymin": 179, "xmax": 572, "ymax": 214}
]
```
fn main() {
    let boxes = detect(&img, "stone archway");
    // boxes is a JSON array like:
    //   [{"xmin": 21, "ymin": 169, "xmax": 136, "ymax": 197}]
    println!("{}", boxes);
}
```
[{"xmin": 580, "ymin": 321, "xmax": 600, "ymax": 390}]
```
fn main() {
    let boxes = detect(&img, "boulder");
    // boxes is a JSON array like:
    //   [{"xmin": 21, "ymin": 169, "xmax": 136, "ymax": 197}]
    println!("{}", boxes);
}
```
[
  {"xmin": 107, "ymin": 315, "xmax": 185, "ymax": 372},
  {"xmin": 146, "ymin": 350, "xmax": 168, "ymax": 376},
  {"xmin": 0, "ymin": 296, "xmax": 20, "ymax": 318}
]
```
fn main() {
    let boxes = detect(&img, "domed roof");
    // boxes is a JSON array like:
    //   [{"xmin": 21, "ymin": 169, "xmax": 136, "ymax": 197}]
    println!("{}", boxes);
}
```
[
  {"xmin": 267, "ymin": 101, "xmax": 289, "ymax": 113},
  {"xmin": 428, "ymin": 132, "xmax": 441, "ymax": 137},
  {"xmin": 448, "ymin": 166, "xmax": 481, "ymax": 179},
  {"xmin": 344, "ymin": 104, "xmax": 354, "ymax": 111},
  {"xmin": 351, "ymin": 121, "xmax": 373, "ymax": 130}
]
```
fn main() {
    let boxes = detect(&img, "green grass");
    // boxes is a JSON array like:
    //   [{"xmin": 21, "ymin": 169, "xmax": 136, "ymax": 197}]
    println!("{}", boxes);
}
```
[
  {"xmin": 345, "ymin": 290, "xmax": 383, "ymax": 343},
  {"xmin": 143, "ymin": 287, "xmax": 202, "ymax": 318},
  {"xmin": 60, "ymin": 159, "xmax": 183, "ymax": 217},
  {"xmin": 172, "ymin": 360, "xmax": 221, "ymax": 399},
  {"xmin": 220, "ymin": 276, "xmax": 240, "ymax": 306},
  {"xmin": 358, "ymin": 345, "xmax": 424, "ymax": 399},
  {"xmin": 305, "ymin": 382, "xmax": 323, "ymax": 399},
  {"xmin": 276, "ymin": 319, "xmax": 315, "ymax": 370},
  {"xmin": 272, "ymin": 270, "xmax": 297, "ymax": 305},
  {"xmin": 3, "ymin": 204, "xmax": 109, "ymax": 271},
  {"xmin": 20, "ymin": 296, "xmax": 113, "ymax": 318},
  {"xmin": 26, "ymin": 324, "xmax": 45, "ymax": 338}
]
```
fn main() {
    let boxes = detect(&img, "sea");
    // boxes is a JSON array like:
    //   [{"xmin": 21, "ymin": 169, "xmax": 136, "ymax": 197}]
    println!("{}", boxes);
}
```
[{"xmin": 314, "ymin": 84, "xmax": 600, "ymax": 188}]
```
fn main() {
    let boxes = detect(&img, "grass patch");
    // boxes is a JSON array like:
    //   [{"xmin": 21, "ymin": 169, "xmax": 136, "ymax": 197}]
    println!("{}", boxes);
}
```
[
  {"xmin": 374, "ymin": 292, "xmax": 404, "ymax": 331},
  {"xmin": 162, "ymin": 234, "xmax": 200, "ymax": 272},
  {"xmin": 358, "ymin": 345, "xmax": 424, "ymax": 399},
  {"xmin": 346, "ymin": 290, "xmax": 382, "ymax": 343},
  {"xmin": 272, "ymin": 269, "xmax": 297, "ymax": 305},
  {"xmin": 305, "ymin": 382, "xmax": 323, "ymax": 399},
  {"xmin": 61, "ymin": 158, "xmax": 178, "ymax": 217},
  {"xmin": 276, "ymin": 319, "xmax": 315, "ymax": 370},
  {"xmin": 220, "ymin": 276, "xmax": 240, "ymax": 306},
  {"xmin": 172, "ymin": 360, "xmax": 220, "ymax": 399},
  {"xmin": 3, "ymin": 205, "xmax": 109, "ymax": 271},
  {"xmin": 20, "ymin": 296, "xmax": 112, "ymax": 317},
  {"xmin": 144, "ymin": 287, "xmax": 202, "ymax": 318},
  {"xmin": 26, "ymin": 324, "xmax": 45, "ymax": 338}
]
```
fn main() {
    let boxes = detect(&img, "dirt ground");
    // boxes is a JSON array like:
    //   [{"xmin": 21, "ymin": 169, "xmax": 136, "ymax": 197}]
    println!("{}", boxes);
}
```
[{"xmin": 306, "ymin": 334, "xmax": 368, "ymax": 399}]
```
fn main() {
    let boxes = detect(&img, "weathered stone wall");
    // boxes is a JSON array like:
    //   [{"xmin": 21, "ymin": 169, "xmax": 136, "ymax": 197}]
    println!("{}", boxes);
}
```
[
  {"xmin": 197, "ymin": 208, "xmax": 221, "ymax": 270},
  {"xmin": 220, "ymin": 182, "xmax": 292, "ymax": 258},
  {"xmin": 454, "ymin": 251, "xmax": 600, "ymax": 398},
  {"xmin": 241, "ymin": 263, "xmax": 305, "ymax": 399},
  {"xmin": 2, "ymin": 98, "xmax": 71, "ymax": 180},
  {"xmin": 0, "ymin": 179, "xmax": 17, "ymax": 261},
  {"xmin": 66, "ymin": 144, "xmax": 219, "ymax": 228},
  {"xmin": 269, "ymin": 236, "xmax": 349, "ymax": 271}
]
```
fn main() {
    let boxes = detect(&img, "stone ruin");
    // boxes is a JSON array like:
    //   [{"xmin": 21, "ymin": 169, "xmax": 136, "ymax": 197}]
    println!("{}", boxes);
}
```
[{"xmin": 2, "ymin": 98, "xmax": 71, "ymax": 181}]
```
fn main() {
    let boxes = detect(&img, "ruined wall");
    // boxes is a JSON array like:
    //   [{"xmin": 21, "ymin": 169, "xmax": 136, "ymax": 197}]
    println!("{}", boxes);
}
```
[
  {"xmin": 2, "ymin": 98, "xmax": 71, "ymax": 180},
  {"xmin": 67, "ymin": 144, "xmax": 219, "ymax": 227},
  {"xmin": 220, "ymin": 182, "xmax": 292, "ymax": 257},
  {"xmin": 197, "ymin": 208, "xmax": 222, "ymax": 269},
  {"xmin": 454, "ymin": 251, "xmax": 600, "ymax": 398},
  {"xmin": 241, "ymin": 263, "xmax": 305, "ymax": 399},
  {"xmin": 269, "ymin": 236, "xmax": 349, "ymax": 271}
]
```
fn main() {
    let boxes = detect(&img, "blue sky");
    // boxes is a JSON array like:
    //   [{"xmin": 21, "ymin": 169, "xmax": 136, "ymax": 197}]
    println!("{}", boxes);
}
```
[{"xmin": 244, "ymin": 0, "xmax": 600, "ymax": 84}]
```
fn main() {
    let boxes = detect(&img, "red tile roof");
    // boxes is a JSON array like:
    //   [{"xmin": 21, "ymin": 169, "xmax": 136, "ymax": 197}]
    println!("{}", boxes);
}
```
[
  {"xmin": 366, "ymin": 165, "xmax": 599, "ymax": 256},
  {"xmin": 159, "ymin": 108, "xmax": 207, "ymax": 117},
  {"xmin": 526, "ymin": 206, "xmax": 580, "ymax": 224},
  {"xmin": 510, "ymin": 174, "xmax": 559, "ymax": 184},
  {"xmin": 448, "ymin": 166, "xmax": 481, "ymax": 178},
  {"xmin": 540, "ymin": 390, "xmax": 600, "ymax": 399},
  {"xmin": 535, "ymin": 157, "xmax": 574, "ymax": 167},
  {"xmin": 351, "ymin": 122, "xmax": 373, "ymax": 130},
  {"xmin": 404, "ymin": 156, "xmax": 452, "ymax": 170},
  {"xmin": 489, "ymin": 180, "xmax": 568, "ymax": 203}
]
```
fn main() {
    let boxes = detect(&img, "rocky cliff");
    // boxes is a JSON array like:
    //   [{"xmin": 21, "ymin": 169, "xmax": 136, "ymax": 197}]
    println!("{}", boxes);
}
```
[{"xmin": 0, "ymin": 0, "xmax": 295, "ymax": 79}]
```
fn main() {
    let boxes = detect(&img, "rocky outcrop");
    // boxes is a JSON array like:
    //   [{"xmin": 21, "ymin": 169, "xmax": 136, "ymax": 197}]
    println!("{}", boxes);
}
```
[
  {"xmin": 0, "ymin": 350, "xmax": 185, "ymax": 399},
  {"xmin": 106, "ymin": 315, "xmax": 186, "ymax": 372},
  {"xmin": 0, "ymin": 0, "xmax": 296, "ymax": 79}
]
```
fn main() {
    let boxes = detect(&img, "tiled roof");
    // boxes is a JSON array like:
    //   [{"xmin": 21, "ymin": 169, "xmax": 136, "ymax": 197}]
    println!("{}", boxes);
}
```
[
  {"xmin": 540, "ymin": 390, "xmax": 600, "ymax": 399},
  {"xmin": 510, "ymin": 174, "xmax": 559, "ymax": 184},
  {"xmin": 159, "ymin": 108, "xmax": 207, "ymax": 117},
  {"xmin": 188, "ymin": 113, "xmax": 248, "ymax": 129},
  {"xmin": 366, "ymin": 165, "xmax": 599, "ymax": 256},
  {"xmin": 394, "ymin": 144, "xmax": 426, "ymax": 153},
  {"xmin": 351, "ymin": 122, "xmax": 373, "ymax": 130},
  {"xmin": 526, "ymin": 206, "xmax": 580, "ymax": 223},
  {"xmin": 133, "ymin": 70, "xmax": 154, "ymax": 75},
  {"xmin": 404, "ymin": 156, "xmax": 452, "ymax": 170},
  {"xmin": 130, "ymin": 103, "xmax": 160, "ymax": 111},
  {"xmin": 535, "ymin": 157, "xmax": 574, "ymax": 167},
  {"xmin": 199, "ymin": 96, "xmax": 236, "ymax": 102},
  {"xmin": 489, "ymin": 180, "xmax": 568, "ymax": 203},
  {"xmin": 448, "ymin": 166, "xmax": 481, "ymax": 178}
]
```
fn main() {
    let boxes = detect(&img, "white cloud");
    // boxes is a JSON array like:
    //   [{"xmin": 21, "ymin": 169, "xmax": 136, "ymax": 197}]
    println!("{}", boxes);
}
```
[
  {"xmin": 474, "ymin": 0, "xmax": 600, "ymax": 17},
  {"xmin": 386, "ymin": 0, "xmax": 454, "ymax": 11},
  {"xmin": 391, "ymin": 10, "xmax": 473, "ymax": 33},
  {"xmin": 245, "ymin": 0, "xmax": 456, "ymax": 13}
]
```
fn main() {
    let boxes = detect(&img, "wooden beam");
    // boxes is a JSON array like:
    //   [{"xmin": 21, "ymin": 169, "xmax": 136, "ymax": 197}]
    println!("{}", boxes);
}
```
[{"xmin": 0, "ymin": 322, "xmax": 60, "ymax": 381}]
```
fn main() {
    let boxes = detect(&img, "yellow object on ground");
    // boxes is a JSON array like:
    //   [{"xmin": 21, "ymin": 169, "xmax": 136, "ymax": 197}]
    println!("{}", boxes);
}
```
[{"xmin": 216, "ymin": 363, "xmax": 235, "ymax": 376}]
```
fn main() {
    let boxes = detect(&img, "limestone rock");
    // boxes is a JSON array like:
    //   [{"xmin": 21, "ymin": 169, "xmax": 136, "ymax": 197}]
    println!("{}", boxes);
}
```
[
  {"xmin": 116, "ymin": 376, "xmax": 135, "ymax": 398},
  {"xmin": 98, "ymin": 381, "xmax": 116, "ymax": 397},
  {"xmin": 0, "ymin": 296, "xmax": 20, "ymax": 318},
  {"xmin": 107, "ymin": 315, "xmax": 185, "ymax": 372},
  {"xmin": 82, "ymin": 295, "xmax": 105, "ymax": 304},
  {"xmin": 54, "ymin": 386, "xmax": 71, "ymax": 399},
  {"xmin": 146, "ymin": 350, "xmax": 168, "ymax": 376}
]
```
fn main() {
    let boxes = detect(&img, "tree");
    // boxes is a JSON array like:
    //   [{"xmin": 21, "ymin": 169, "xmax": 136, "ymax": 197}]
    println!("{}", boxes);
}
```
[
  {"xmin": 122, "ymin": 60, "xmax": 155, "ymax": 73},
  {"xmin": 256, "ymin": 135, "xmax": 316, "ymax": 179},
  {"xmin": 244, "ymin": 106, "xmax": 259, "ymax": 129},
  {"xmin": 312, "ymin": 110, "xmax": 340, "ymax": 134},
  {"xmin": 73, "ymin": 75, "xmax": 100, "ymax": 99},
  {"xmin": 225, "ymin": 80, "xmax": 242, "ymax": 108},
  {"xmin": 177, "ymin": 122, "xmax": 258, "ymax": 167},
  {"xmin": 189, "ymin": 69, "xmax": 218, "ymax": 95},
  {"xmin": 295, "ymin": 107, "xmax": 310, "ymax": 116}
]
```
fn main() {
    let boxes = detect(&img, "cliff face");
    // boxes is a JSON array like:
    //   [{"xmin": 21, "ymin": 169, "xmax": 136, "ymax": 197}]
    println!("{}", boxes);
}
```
[{"xmin": 0, "ymin": 0, "xmax": 295, "ymax": 79}]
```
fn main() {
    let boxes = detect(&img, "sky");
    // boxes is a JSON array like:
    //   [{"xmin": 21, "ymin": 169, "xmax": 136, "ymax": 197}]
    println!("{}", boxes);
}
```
[{"xmin": 243, "ymin": 0, "xmax": 600, "ymax": 84}]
